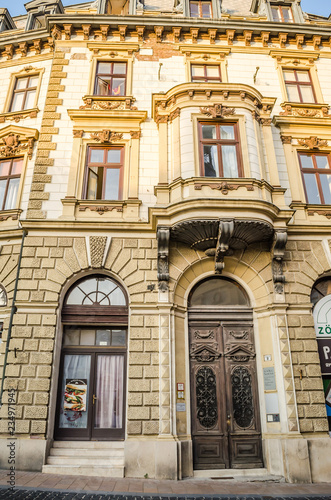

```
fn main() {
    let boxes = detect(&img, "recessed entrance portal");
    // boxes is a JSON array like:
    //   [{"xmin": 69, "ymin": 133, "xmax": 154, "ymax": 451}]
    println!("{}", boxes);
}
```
[
  {"xmin": 188, "ymin": 277, "xmax": 263, "ymax": 469},
  {"xmin": 54, "ymin": 275, "xmax": 128, "ymax": 440}
]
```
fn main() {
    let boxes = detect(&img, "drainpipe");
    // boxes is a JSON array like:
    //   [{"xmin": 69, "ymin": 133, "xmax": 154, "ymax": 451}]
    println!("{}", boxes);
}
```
[{"xmin": 0, "ymin": 229, "xmax": 27, "ymax": 408}]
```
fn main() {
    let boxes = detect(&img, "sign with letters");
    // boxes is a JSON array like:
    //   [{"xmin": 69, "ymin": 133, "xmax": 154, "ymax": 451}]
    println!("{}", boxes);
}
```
[
  {"xmin": 317, "ymin": 339, "xmax": 331, "ymax": 375},
  {"xmin": 313, "ymin": 295, "xmax": 331, "ymax": 338}
]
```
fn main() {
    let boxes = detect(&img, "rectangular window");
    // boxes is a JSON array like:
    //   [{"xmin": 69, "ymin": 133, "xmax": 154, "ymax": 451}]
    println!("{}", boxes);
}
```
[
  {"xmin": 10, "ymin": 76, "xmax": 39, "ymax": 112},
  {"xmin": 271, "ymin": 4, "xmax": 293, "ymax": 22},
  {"xmin": 283, "ymin": 69, "xmax": 316, "ymax": 103},
  {"xmin": 299, "ymin": 153, "xmax": 331, "ymax": 205},
  {"xmin": 0, "ymin": 157, "xmax": 23, "ymax": 210},
  {"xmin": 199, "ymin": 122, "xmax": 242, "ymax": 178},
  {"xmin": 94, "ymin": 62, "xmax": 127, "ymax": 97},
  {"xmin": 84, "ymin": 147, "xmax": 124, "ymax": 201},
  {"xmin": 190, "ymin": 0, "xmax": 212, "ymax": 18},
  {"xmin": 191, "ymin": 65, "xmax": 221, "ymax": 83}
]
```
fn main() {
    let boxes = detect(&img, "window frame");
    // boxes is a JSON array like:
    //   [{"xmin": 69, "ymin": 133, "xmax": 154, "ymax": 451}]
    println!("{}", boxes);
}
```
[
  {"xmin": 198, "ymin": 121, "xmax": 243, "ymax": 178},
  {"xmin": 271, "ymin": 3, "xmax": 294, "ymax": 22},
  {"xmin": 0, "ymin": 157, "xmax": 23, "ymax": 211},
  {"xmin": 283, "ymin": 69, "xmax": 317, "ymax": 104},
  {"xmin": 189, "ymin": 0, "xmax": 212, "ymax": 18},
  {"xmin": 3, "ymin": 67, "xmax": 44, "ymax": 116},
  {"xmin": 93, "ymin": 61, "xmax": 128, "ymax": 97},
  {"xmin": 83, "ymin": 146, "xmax": 125, "ymax": 201},
  {"xmin": 9, "ymin": 76, "xmax": 38, "ymax": 113},
  {"xmin": 298, "ymin": 152, "xmax": 331, "ymax": 205},
  {"xmin": 191, "ymin": 64, "xmax": 222, "ymax": 83}
]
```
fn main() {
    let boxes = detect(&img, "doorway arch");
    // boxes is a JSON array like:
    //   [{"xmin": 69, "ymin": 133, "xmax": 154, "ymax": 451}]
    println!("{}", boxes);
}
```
[
  {"xmin": 54, "ymin": 274, "xmax": 128, "ymax": 441},
  {"xmin": 188, "ymin": 276, "xmax": 263, "ymax": 469}
]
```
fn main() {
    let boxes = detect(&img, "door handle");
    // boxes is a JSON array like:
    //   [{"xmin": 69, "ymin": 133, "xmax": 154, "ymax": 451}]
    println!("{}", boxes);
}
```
[
  {"xmin": 226, "ymin": 414, "xmax": 231, "ymax": 427},
  {"xmin": 92, "ymin": 394, "xmax": 98, "ymax": 405}
]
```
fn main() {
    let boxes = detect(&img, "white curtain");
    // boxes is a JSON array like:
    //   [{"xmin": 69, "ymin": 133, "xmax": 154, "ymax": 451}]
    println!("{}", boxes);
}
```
[{"xmin": 95, "ymin": 355, "xmax": 124, "ymax": 429}]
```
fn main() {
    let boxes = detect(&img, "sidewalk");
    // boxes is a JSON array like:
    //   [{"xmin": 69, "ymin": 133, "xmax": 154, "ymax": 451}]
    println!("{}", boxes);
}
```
[{"xmin": 0, "ymin": 469, "xmax": 330, "ymax": 496}]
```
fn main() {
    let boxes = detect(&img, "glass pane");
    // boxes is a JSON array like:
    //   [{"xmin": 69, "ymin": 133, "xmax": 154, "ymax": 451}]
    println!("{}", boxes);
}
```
[
  {"xmin": 96, "ymin": 329, "xmax": 111, "ymax": 346},
  {"xmin": 300, "ymin": 155, "xmax": 314, "ymax": 169},
  {"xmin": 90, "ymin": 149, "xmax": 105, "ymax": 163},
  {"xmin": 220, "ymin": 125, "xmax": 235, "ymax": 140},
  {"xmin": 107, "ymin": 149, "xmax": 121, "ymax": 163},
  {"xmin": 96, "ymin": 76, "xmax": 110, "ymax": 96},
  {"xmin": 283, "ymin": 70, "xmax": 295, "ymax": 82},
  {"xmin": 97, "ymin": 62, "xmax": 111, "ymax": 74},
  {"xmin": 11, "ymin": 159, "xmax": 23, "ymax": 175},
  {"xmin": 15, "ymin": 78, "xmax": 28, "ymax": 90},
  {"xmin": 112, "ymin": 330, "xmax": 126, "ymax": 346},
  {"xmin": 296, "ymin": 71, "xmax": 310, "ymax": 83},
  {"xmin": 271, "ymin": 7, "xmax": 280, "ymax": 22},
  {"xmin": 79, "ymin": 278, "xmax": 98, "ymax": 295},
  {"xmin": 113, "ymin": 63, "xmax": 126, "ymax": 74},
  {"xmin": 29, "ymin": 76, "xmax": 39, "ymax": 88},
  {"xmin": 190, "ymin": 2, "xmax": 199, "ymax": 16},
  {"xmin": 59, "ymin": 354, "xmax": 91, "ymax": 428},
  {"xmin": 315, "ymin": 156, "xmax": 330, "ymax": 169},
  {"xmin": 201, "ymin": 2, "xmax": 211, "ymax": 17},
  {"xmin": 286, "ymin": 84, "xmax": 300, "ymax": 102},
  {"xmin": 87, "ymin": 168, "xmax": 98, "ymax": 200},
  {"xmin": 97, "ymin": 277, "xmax": 117, "ymax": 299},
  {"xmin": 300, "ymin": 85, "xmax": 315, "ymax": 103},
  {"xmin": 109, "ymin": 286, "xmax": 126, "ymax": 305},
  {"xmin": 282, "ymin": 7, "xmax": 293, "ymax": 22},
  {"xmin": 25, "ymin": 90, "xmax": 36, "ymax": 109},
  {"xmin": 10, "ymin": 93, "xmax": 24, "ymax": 112},
  {"xmin": 190, "ymin": 278, "xmax": 249, "ymax": 306},
  {"xmin": 4, "ymin": 178, "xmax": 20, "ymax": 210},
  {"xmin": 111, "ymin": 78, "xmax": 125, "ymax": 96},
  {"xmin": 203, "ymin": 145, "xmax": 218, "ymax": 177},
  {"xmin": 0, "ymin": 161, "xmax": 11, "ymax": 177},
  {"xmin": 94, "ymin": 355, "xmax": 124, "ymax": 429},
  {"xmin": 63, "ymin": 327, "xmax": 80, "ymax": 346},
  {"xmin": 304, "ymin": 173, "xmax": 320, "ymax": 204},
  {"xmin": 206, "ymin": 66, "xmax": 220, "ymax": 78},
  {"xmin": 222, "ymin": 146, "xmax": 238, "ymax": 178},
  {"xmin": 104, "ymin": 169, "xmax": 120, "ymax": 200},
  {"xmin": 202, "ymin": 125, "xmax": 216, "ymax": 139},
  {"xmin": 0, "ymin": 180, "xmax": 6, "ymax": 210},
  {"xmin": 320, "ymin": 174, "xmax": 331, "ymax": 204},
  {"xmin": 66, "ymin": 286, "xmax": 86, "ymax": 305},
  {"xmin": 191, "ymin": 65, "xmax": 205, "ymax": 78},
  {"xmin": 80, "ymin": 329, "xmax": 95, "ymax": 345},
  {"xmin": 85, "ymin": 292, "xmax": 97, "ymax": 304}
]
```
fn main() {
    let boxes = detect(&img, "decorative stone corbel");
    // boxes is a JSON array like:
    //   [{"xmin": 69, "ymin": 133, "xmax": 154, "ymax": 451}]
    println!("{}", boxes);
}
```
[
  {"xmin": 271, "ymin": 230, "xmax": 288, "ymax": 294},
  {"xmin": 279, "ymin": 33, "xmax": 288, "ymax": 49},
  {"xmin": 313, "ymin": 36, "xmax": 321, "ymax": 50},
  {"xmin": 190, "ymin": 28, "xmax": 199, "ymax": 44},
  {"xmin": 261, "ymin": 32, "xmax": 270, "ymax": 47},
  {"xmin": 208, "ymin": 29, "xmax": 217, "ymax": 44},
  {"xmin": 215, "ymin": 220, "xmax": 234, "ymax": 273},
  {"xmin": 243, "ymin": 31, "xmax": 253, "ymax": 46},
  {"xmin": 51, "ymin": 24, "xmax": 62, "ymax": 40},
  {"xmin": 4, "ymin": 44, "xmax": 14, "ymax": 60},
  {"xmin": 19, "ymin": 42, "xmax": 28, "ymax": 58},
  {"xmin": 226, "ymin": 30, "xmax": 235, "ymax": 46},
  {"xmin": 33, "ymin": 40, "xmax": 41, "ymax": 55},
  {"xmin": 63, "ymin": 24, "xmax": 72, "ymax": 40},
  {"xmin": 172, "ymin": 27, "xmax": 181, "ymax": 43},
  {"xmin": 154, "ymin": 26, "xmax": 164, "ymax": 42},
  {"xmin": 82, "ymin": 24, "xmax": 91, "ymax": 40},
  {"xmin": 119, "ymin": 25, "xmax": 127, "ymax": 42},
  {"xmin": 136, "ymin": 25, "xmax": 145, "ymax": 42},
  {"xmin": 296, "ymin": 34, "xmax": 304, "ymax": 50},
  {"xmin": 157, "ymin": 227, "xmax": 170, "ymax": 290},
  {"xmin": 100, "ymin": 25, "xmax": 109, "ymax": 41}
]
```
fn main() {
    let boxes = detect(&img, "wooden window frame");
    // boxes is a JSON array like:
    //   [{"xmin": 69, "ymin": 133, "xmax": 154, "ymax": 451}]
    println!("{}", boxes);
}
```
[
  {"xmin": 0, "ymin": 157, "xmax": 23, "ymax": 211},
  {"xmin": 94, "ymin": 61, "xmax": 127, "ymax": 97},
  {"xmin": 191, "ymin": 64, "xmax": 222, "ymax": 83},
  {"xmin": 283, "ymin": 69, "xmax": 317, "ymax": 104},
  {"xmin": 3, "ymin": 67, "xmax": 44, "ymax": 115},
  {"xmin": 198, "ymin": 121, "xmax": 243, "ymax": 178},
  {"xmin": 83, "ymin": 146, "xmax": 125, "ymax": 201},
  {"xmin": 271, "ymin": 4, "xmax": 293, "ymax": 22},
  {"xmin": 189, "ymin": 0, "xmax": 212, "ymax": 18},
  {"xmin": 9, "ymin": 76, "xmax": 38, "ymax": 113},
  {"xmin": 298, "ymin": 152, "xmax": 331, "ymax": 205}
]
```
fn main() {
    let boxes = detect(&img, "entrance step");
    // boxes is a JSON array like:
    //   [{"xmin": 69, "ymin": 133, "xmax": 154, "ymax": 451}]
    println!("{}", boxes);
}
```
[
  {"xmin": 193, "ymin": 468, "xmax": 284, "ymax": 482},
  {"xmin": 42, "ymin": 441, "xmax": 124, "ymax": 478}
]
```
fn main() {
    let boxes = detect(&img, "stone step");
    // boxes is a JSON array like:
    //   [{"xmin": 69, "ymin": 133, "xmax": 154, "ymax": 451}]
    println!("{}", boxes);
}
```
[
  {"xmin": 46, "ymin": 456, "xmax": 124, "ymax": 466},
  {"xmin": 50, "ymin": 447, "xmax": 124, "ymax": 457},
  {"xmin": 53, "ymin": 441, "xmax": 124, "ymax": 449},
  {"xmin": 42, "ymin": 464, "xmax": 124, "ymax": 478}
]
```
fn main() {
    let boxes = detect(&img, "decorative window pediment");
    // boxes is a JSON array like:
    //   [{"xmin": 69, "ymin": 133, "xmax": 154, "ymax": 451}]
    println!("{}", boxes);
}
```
[{"xmin": 0, "ymin": 125, "xmax": 38, "ymax": 160}]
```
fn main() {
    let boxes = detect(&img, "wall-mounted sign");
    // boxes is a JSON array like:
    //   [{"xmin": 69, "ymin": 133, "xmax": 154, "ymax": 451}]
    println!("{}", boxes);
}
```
[
  {"xmin": 317, "ymin": 339, "xmax": 331, "ymax": 375},
  {"xmin": 313, "ymin": 295, "xmax": 331, "ymax": 337},
  {"xmin": 176, "ymin": 403, "xmax": 186, "ymax": 412},
  {"xmin": 177, "ymin": 382, "xmax": 185, "ymax": 399},
  {"xmin": 64, "ymin": 379, "xmax": 87, "ymax": 412},
  {"xmin": 263, "ymin": 367, "xmax": 276, "ymax": 391}
]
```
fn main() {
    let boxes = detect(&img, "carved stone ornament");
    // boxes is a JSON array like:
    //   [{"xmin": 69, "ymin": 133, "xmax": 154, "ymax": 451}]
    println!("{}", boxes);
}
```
[
  {"xmin": 271, "ymin": 230, "xmax": 288, "ymax": 294},
  {"xmin": 229, "ymin": 330, "xmax": 249, "ymax": 340},
  {"xmin": 51, "ymin": 24, "xmax": 62, "ymax": 40},
  {"xmin": 154, "ymin": 26, "xmax": 164, "ymax": 42},
  {"xmin": 90, "ymin": 130, "xmax": 123, "ymax": 143},
  {"xmin": 172, "ymin": 27, "xmax": 181, "ymax": 43},
  {"xmin": 190, "ymin": 28, "xmax": 199, "ymax": 44},
  {"xmin": 307, "ymin": 210, "xmax": 331, "ymax": 219},
  {"xmin": 136, "ymin": 26, "xmax": 145, "ymax": 42},
  {"xmin": 297, "ymin": 136, "xmax": 328, "ymax": 149},
  {"xmin": 33, "ymin": 40, "xmax": 41, "ymax": 55},
  {"xmin": 157, "ymin": 226, "xmax": 170, "ymax": 290},
  {"xmin": 19, "ymin": 42, "xmax": 28, "ymax": 58},
  {"xmin": 280, "ymin": 104, "xmax": 330, "ymax": 119},
  {"xmin": 73, "ymin": 130, "xmax": 84, "ymax": 138},
  {"xmin": 190, "ymin": 344, "xmax": 221, "ymax": 362},
  {"xmin": 4, "ymin": 44, "xmax": 14, "ymax": 60},
  {"xmin": 281, "ymin": 135, "xmax": 292, "ymax": 145},
  {"xmin": 194, "ymin": 181, "xmax": 254, "ymax": 194},
  {"xmin": 200, "ymin": 104, "xmax": 235, "ymax": 119},
  {"xmin": 215, "ymin": 220, "xmax": 234, "ymax": 273},
  {"xmin": 79, "ymin": 205, "xmax": 123, "ymax": 214},
  {"xmin": 224, "ymin": 344, "xmax": 255, "ymax": 362},
  {"xmin": 194, "ymin": 330, "xmax": 215, "ymax": 339},
  {"xmin": 90, "ymin": 236, "xmax": 107, "ymax": 268},
  {"xmin": 226, "ymin": 29, "xmax": 235, "ymax": 45},
  {"xmin": 82, "ymin": 24, "xmax": 91, "ymax": 40},
  {"xmin": 0, "ymin": 134, "xmax": 35, "ymax": 160},
  {"xmin": 80, "ymin": 97, "xmax": 137, "ymax": 111}
]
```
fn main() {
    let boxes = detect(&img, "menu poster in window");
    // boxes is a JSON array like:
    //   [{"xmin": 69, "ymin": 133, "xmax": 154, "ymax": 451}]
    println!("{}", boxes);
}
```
[{"xmin": 64, "ymin": 379, "xmax": 87, "ymax": 412}]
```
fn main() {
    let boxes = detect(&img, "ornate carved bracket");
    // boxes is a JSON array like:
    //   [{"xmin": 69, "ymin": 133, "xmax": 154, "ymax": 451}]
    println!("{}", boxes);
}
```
[
  {"xmin": 297, "ymin": 136, "xmax": 328, "ymax": 149},
  {"xmin": 157, "ymin": 227, "xmax": 170, "ymax": 291},
  {"xmin": 200, "ymin": 104, "xmax": 235, "ymax": 119},
  {"xmin": 90, "ymin": 130, "xmax": 123, "ymax": 143},
  {"xmin": 215, "ymin": 220, "xmax": 234, "ymax": 273},
  {"xmin": 271, "ymin": 230, "xmax": 288, "ymax": 294}
]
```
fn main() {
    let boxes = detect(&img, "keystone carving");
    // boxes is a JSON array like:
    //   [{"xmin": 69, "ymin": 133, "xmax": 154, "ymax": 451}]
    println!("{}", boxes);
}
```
[
  {"xmin": 297, "ymin": 137, "xmax": 328, "ymax": 149},
  {"xmin": 90, "ymin": 130, "xmax": 123, "ymax": 143},
  {"xmin": 157, "ymin": 227, "xmax": 170, "ymax": 291},
  {"xmin": 89, "ymin": 236, "xmax": 107, "ymax": 268},
  {"xmin": 271, "ymin": 230, "xmax": 288, "ymax": 294},
  {"xmin": 200, "ymin": 104, "xmax": 235, "ymax": 119}
]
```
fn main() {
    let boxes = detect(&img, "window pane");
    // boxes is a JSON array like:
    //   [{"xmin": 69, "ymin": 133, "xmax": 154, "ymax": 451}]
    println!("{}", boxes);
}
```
[
  {"xmin": 320, "ymin": 174, "xmax": 331, "ymax": 204},
  {"xmin": 283, "ymin": 70, "xmax": 295, "ymax": 81},
  {"xmin": 25, "ymin": 90, "xmax": 36, "ymax": 109},
  {"xmin": 107, "ymin": 149, "xmax": 121, "ymax": 163},
  {"xmin": 97, "ymin": 62, "xmax": 111, "ymax": 74},
  {"xmin": 66, "ymin": 287, "xmax": 86, "ymax": 305},
  {"xmin": 190, "ymin": 278, "xmax": 248, "ymax": 306},
  {"xmin": 300, "ymin": 85, "xmax": 315, "ymax": 103},
  {"xmin": 190, "ymin": 2, "xmax": 199, "ymax": 16},
  {"xmin": 111, "ymin": 78, "xmax": 125, "ymax": 96},
  {"xmin": 11, "ymin": 93, "xmax": 24, "ymax": 112},
  {"xmin": 201, "ymin": 2, "xmax": 211, "ymax": 17},
  {"xmin": 109, "ymin": 286, "xmax": 126, "ymax": 305},
  {"xmin": 282, "ymin": 7, "xmax": 293, "ymax": 22},
  {"xmin": 87, "ymin": 167, "xmax": 99, "ymax": 200},
  {"xmin": 11, "ymin": 159, "xmax": 23, "ymax": 175},
  {"xmin": 220, "ymin": 125, "xmax": 235, "ymax": 140},
  {"xmin": 29, "ymin": 76, "xmax": 39, "ymax": 87},
  {"xmin": 15, "ymin": 78, "xmax": 28, "ymax": 90},
  {"xmin": 300, "ymin": 155, "xmax": 314, "ymax": 169},
  {"xmin": 0, "ymin": 161, "xmax": 11, "ymax": 177},
  {"xmin": 111, "ymin": 330, "xmax": 126, "ymax": 346},
  {"xmin": 296, "ymin": 71, "xmax": 310, "ymax": 83},
  {"xmin": 113, "ymin": 63, "xmax": 126, "ymax": 74},
  {"xmin": 95, "ymin": 76, "xmax": 110, "ymax": 95},
  {"xmin": 315, "ymin": 156, "xmax": 330, "ymax": 170},
  {"xmin": 4, "ymin": 178, "xmax": 20, "ymax": 209},
  {"xmin": 90, "ymin": 149, "xmax": 105, "ymax": 163},
  {"xmin": 0, "ymin": 180, "xmax": 7, "ymax": 210},
  {"xmin": 222, "ymin": 146, "xmax": 238, "ymax": 178},
  {"xmin": 104, "ymin": 169, "xmax": 120, "ymax": 200},
  {"xmin": 80, "ymin": 329, "xmax": 96, "ymax": 346},
  {"xmin": 202, "ymin": 125, "xmax": 216, "ymax": 139},
  {"xmin": 63, "ymin": 327, "xmax": 80, "ymax": 346},
  {"xmin": 286, "ymin": 84, "xmax": 300, "ymax": 102},
  {"xmin": 98, "ymin": 278, "xmax": 117, "ymax": 299},
  {"xmin": 191, "ymin": 65, "xmax": 205, "ymax": 78},
  {"xmin": 96, "ymin": 329, "xmax": 111, "ymax": 346},
  {"xmin": 206, "ymin": 66, "xmax": 220, "ymax": 78},
  {"xmin": 304, "ymin": 173, "xmax": 320, "ymax": 204},
  {"xmin": 203, "ymin": 145, "xmax": 218, "ymax": 177}
]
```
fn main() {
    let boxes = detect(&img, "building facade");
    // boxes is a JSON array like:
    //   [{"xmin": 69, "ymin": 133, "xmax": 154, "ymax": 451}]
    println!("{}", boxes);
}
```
[{"xmin": 0, "ymin": 0, "xmax": 330, "ymax": 483}]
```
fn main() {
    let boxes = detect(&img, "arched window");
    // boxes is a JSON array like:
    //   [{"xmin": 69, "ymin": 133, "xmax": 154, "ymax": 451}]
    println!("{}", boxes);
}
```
[{"xmin": 189, "ymin": 277, "xmax": 249, "ymax": 307}]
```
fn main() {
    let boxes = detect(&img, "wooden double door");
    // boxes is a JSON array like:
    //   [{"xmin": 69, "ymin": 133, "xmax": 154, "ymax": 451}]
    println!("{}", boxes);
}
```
[{"xmin": 189, "ymin": 318, "xmax": 263, "ymax": 469}]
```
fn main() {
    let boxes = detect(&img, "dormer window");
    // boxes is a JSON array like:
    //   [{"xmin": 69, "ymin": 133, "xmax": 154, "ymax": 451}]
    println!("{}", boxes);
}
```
[
  {"xmin": 250, "ymin": 0, "xmax": 303, "ymax": 23},
  {"xmin": 24, "ymin": 0, "xmax": 64, "ymax": 31},
  {"xmin": 190, "ymin": 0, "xmax": 212, "ymax": 18},
  {"xmin": 271, "ymin": 3, "xmax": 293, "ymax": 22}
]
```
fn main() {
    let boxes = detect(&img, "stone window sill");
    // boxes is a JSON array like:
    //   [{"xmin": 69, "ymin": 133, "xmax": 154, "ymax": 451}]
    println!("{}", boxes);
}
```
[
  {"xmin": 61, "ymin": 198, "xmax": 141, "ymax": 220},
  {"xmin": 0, "ymin": 108, "xmax": 39, "ymax": 123}
]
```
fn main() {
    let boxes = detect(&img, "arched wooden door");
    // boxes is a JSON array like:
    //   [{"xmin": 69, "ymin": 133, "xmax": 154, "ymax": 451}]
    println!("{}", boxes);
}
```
[
  {"xmin": 54, "ymin": 275, "xmax": 128, "ymax": 441},
  {"xmin": 188, "ymin": 277, "xmax": 263, "ymax": 469}
]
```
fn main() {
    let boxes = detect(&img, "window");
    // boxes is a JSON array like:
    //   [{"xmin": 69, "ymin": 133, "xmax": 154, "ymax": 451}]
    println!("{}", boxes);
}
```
[
  {"xmin": 190, "ymin": 0, "xmax": 212, "ymax": 18},
  {"xmin": 84, "ymin": 147, "xmax": 124, "ymax": 201},
  {"xmin": 283, "ymin": 69, "xmax": 316, "ymax": 103},
  {"xmin": 32, "ymin": 14, "xmax": 46, "ymax": 29},
  {"xmin": 199, "ymin": 122, "xmax": 242, "ymax": 178},
  {"xmin": 271, "ymin": 4, "xmax": 293, "ymax": 22},
  {"xmin": 94, "ymin": 62, "xmax": 127, "ymax": 97},
  {"xmin": 299, "ymin": 153, "xmax": 331, "ymax": 205},
  {"xmin": 0, "ymin": 158, "xmax": 23, "ymax": 210},
  {"xmin": 191, "ymin": 65, "xmax": 221, "ymax": 83},
  {"xmin": 9, "ymin": 76, "xmax": 39, "ymax": 112}
]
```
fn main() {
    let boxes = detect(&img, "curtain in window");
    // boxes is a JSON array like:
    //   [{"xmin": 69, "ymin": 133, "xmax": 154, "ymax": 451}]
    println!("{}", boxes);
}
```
[{"xmin": 95, "ymin": 355, "xmax": 124, "ymax": 429}]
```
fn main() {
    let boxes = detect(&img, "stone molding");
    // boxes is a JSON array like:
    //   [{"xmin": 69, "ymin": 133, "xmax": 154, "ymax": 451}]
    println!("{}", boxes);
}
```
[
  {"xmin": 297, "ymin": 136, "xmax": 328, "ymax": 149},
  {"xmin": 0, "ymin": 125, "xmax": 38, "ymax": 160}
]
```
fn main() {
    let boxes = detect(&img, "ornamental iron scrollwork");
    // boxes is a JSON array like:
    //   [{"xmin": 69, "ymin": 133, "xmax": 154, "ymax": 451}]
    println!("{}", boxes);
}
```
[
  {"xmin": 231, "ymin": 366, "xmax": 254, "ymax": 428},
  {"xmin": 196, "ymin": 366, "xmax": 218, "ymax": 429}
]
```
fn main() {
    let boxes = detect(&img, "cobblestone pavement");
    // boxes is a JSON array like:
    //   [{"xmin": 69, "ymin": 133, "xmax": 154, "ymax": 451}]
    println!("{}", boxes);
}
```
[{"xmin": 0, "ymin": 470, "xmax": 330, "ymax": 499}]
